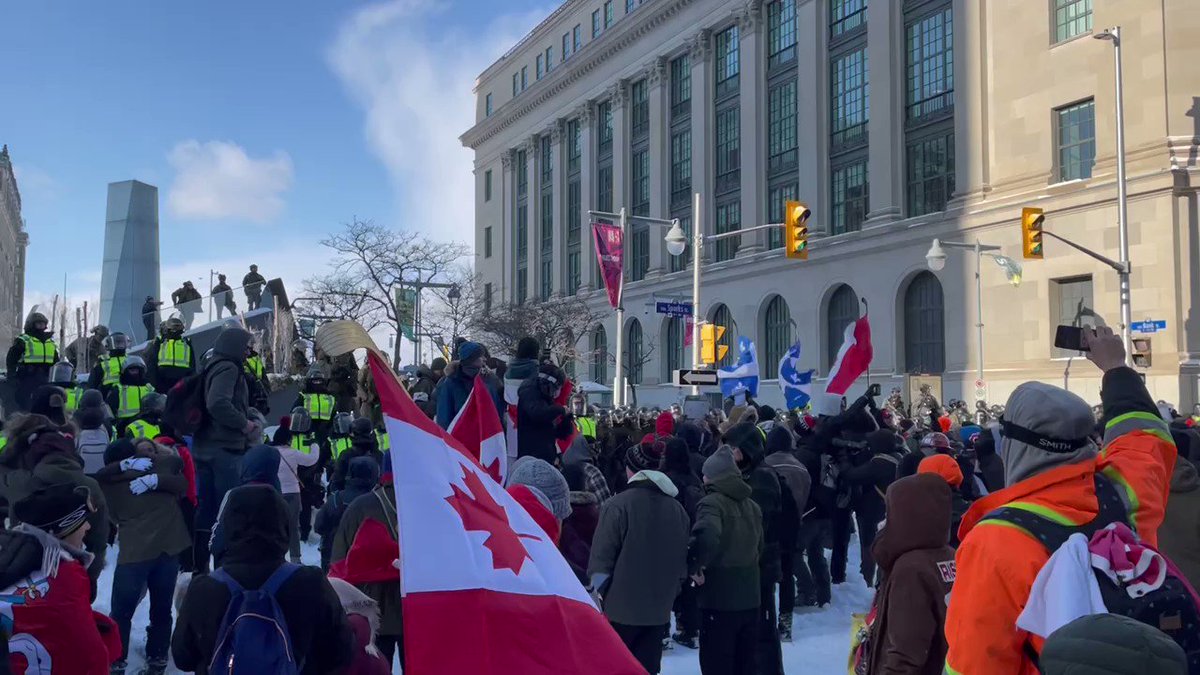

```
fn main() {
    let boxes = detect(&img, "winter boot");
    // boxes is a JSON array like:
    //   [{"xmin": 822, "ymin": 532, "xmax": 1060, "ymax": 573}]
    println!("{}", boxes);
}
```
[
  {"xmin": 778, "ymin": 613, "xmax": 793, "ymax": 642},
  {"xmin": 137, "ymin": 659, "xmax": 167, "ymax": 675},
  {"xmin": 671, "ymin": 630, "xmax": 698, "ymax": 649}
]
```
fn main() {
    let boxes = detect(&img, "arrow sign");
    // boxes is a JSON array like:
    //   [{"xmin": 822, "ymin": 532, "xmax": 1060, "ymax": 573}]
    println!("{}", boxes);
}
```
[
  {"xmin": 656, "ymin": 301, "xmax": 694, "ymax": 318},
  {"xmin": 673, "ymin": 369, "xmax": 719, "ymax": 387}
]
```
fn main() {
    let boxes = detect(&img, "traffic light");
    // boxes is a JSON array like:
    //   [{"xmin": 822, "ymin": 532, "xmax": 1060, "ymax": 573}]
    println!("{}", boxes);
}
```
[
  {"xmin": 700, "ymin": 324, "xmax": 728, "ymax": 364},
  {"xmin": 1021, "ymin": 207, "xmax": 1045, "ymax": 260},
  {"xmin": 784, "ymin": 200, "xmax": 811, "ymax": 260}
]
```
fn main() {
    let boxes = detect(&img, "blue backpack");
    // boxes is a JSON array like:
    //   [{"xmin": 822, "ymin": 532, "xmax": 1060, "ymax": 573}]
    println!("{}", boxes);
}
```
[{"xmin": 208, "ymin": 563, "xmax": 302, "ymax": 675}]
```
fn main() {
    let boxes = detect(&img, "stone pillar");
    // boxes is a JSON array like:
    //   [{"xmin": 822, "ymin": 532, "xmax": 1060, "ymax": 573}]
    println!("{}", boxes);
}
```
[
  {"xmin": 738, "ymin": 1, "xmax": 767, "ymax": 255},
  {"xmin": 951, "ymin": 0, "xmax": 989, "ymax": 204},
  {"xmin": 610, "ymin": 81, "xmax": 630, "ymax": 217},
  {"xmin": 501, "ymin": 150, "xmax": 514, "ymax": 300},
  {"xmin": 578, "ymin": 103, "xmax": 598, "ymax": 291},
  {"xmin": 689, "ymin": 30, "xmax": 713, "ymax": 259},
  {"xmin": 647, "ymin": 57, "xmax": 669, "ymax": 278},
  {"xmin": 523, "ymin": 136, "xmax": 540, "ymax": 301},
  {"xmin": 864, "ymin": 0, "xmax": 904, "ymax": 224},
  {"xmin": 550, "ymin": 122, "xmax": 566, "ymax": 297}
]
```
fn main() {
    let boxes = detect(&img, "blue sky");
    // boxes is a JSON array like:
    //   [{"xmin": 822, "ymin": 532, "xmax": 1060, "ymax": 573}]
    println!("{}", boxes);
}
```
[{"xmin": 4, "ymin": 0, "xmax": 548, "ymax": 319}]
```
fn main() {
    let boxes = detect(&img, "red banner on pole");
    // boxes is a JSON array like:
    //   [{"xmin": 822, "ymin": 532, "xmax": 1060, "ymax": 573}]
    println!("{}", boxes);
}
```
[
  {"xmin": 684, "ymin": 316, "xmax": 694, "ymax": 347},
  {"xmin": 592, "ymin": 223, "xmax": 623, "ymax": 309}
]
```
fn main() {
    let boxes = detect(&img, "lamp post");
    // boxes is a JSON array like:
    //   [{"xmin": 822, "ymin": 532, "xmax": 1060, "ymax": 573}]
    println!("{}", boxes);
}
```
[
  {"xmin": 925, "ymin": 238, "xmax": 1022, "ymax": 390},
  {"xmin": 1094, "ymin": 26, "xmax": 1133, "ymax": 363}
]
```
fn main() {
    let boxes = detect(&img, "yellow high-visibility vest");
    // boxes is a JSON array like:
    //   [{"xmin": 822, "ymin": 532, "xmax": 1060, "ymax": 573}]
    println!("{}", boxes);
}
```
[
  {"xmin": 331, "ymin": 436, "xmax": 353, "ymax": 460},
  {"xmin": 116, "ymin": 384, "xmax": 151, "ymax": 419},
  {"xmin": 65, "ymin": 387, "xmax": 84, "ymax": 415},
  {"xmin": 0, "ymin": 436, "xmax": 8, "ymax": 456},
  {"xmin": 303, "ymin": 393, "xmax": 335, "ymax": 422},
  {"xmin": 576, "ymin": 416, "xmax": 598, "ymax": 439},
  {"xmin": 127, "ymin": 420, "xmax": 160, "ymax": 440},
  {"xmin": 376, "ymin": 430, "xmax": 391, "ymax": 452},
  {"xmin": 18, "ymin": 335, "xmax": 58, "ymax": 366},
  {"xmin": 101, "ymin": 356, "xmax": 126, "ymax": 386},
  {"xmin": 157, "ymin": 339, "xmax": 192, "ymax": 369},
  {"xmin": 291, "ymin": 434, "xmax": 315, "ymax": 454},
  {"xmin": 245, "ymin": 355, "xmax": 265, "ymax": 379}
]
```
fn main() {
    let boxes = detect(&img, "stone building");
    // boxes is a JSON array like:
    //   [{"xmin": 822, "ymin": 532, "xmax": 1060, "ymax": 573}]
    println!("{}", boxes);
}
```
[
  {"xmin": 0, "ymin": 145, "xmax": 29, "ymax": 350},
  {"xmin": 462, "ymin": 0, "xmax": 1200, "ymax": 409}
]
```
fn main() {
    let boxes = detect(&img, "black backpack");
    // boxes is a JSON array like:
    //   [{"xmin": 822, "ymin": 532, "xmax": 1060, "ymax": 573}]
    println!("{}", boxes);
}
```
[
  {"xmin": 164, "ymin": 358, "xmax": 232, "ymax": 436},
  {"xmin": 981, "ymin": 474, "xmax": 1200, "ymax": 671}
]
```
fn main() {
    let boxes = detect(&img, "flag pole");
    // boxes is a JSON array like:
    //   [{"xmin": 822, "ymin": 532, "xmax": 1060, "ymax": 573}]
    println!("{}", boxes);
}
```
[{"xmin": 861, "ymin": 298, "xmax": 871, "ymax": 389}]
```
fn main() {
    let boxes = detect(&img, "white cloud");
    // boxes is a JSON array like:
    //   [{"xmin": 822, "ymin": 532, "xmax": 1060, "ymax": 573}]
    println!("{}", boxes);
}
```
[
  {"xmin": 327, "ymin": 0, "xmax": 545, "ymax": 244},
  {"xmin": 166, "ymin": 140, "xmax": 294, "ymax": 223}
]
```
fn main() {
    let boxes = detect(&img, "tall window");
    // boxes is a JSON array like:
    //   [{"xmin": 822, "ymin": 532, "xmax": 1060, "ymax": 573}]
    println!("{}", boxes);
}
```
[
  {"xmin": 521, "ymin": 66, "xmax": 528, "ymax": 91},
  {"xmin": 516, "ymin": 269, "xmax": 527, "ymax": 305},
  {"xmin": 597, "ymin": 100, "xmax": 615, "ymax": 284},
  {"xmin": 669, "ymin": 53, "xmax": 693, "ymax": 274},
  {"xmin": 567, "ymin": 118, "xmax": 582, "ymax": 295},
  {"xmin": 573, "ymin": 24, "xmax": 581, "ymax": 52},
  {"xmin": 1056, "ymin": 99, "xmax": 1095, "ymax": 182},
  {"xmin": 906, "ymin": 131, "xmax": 955, "ymax": 216},
  {"xmin": 604, "ymin": 1, "xmax": 614, "ymax": 27},
  {"xmin": 767, "ymin": 182, "xmax": 797, "ymax": 249},
  {"xmin": 540, "ymin": 136, "xmax": 552, "ymax": 185},
  {"xmin": 598, "ymin": 102, "xmax": 613, "ymax": 155},
  {"xmin": 627, "ymin": 320, "xmax": 644, "ymax": 385},
  {"xmin": 545, "ymin": 47, "xmax": 553, "ymax": 72},
  {"xmin": 484, "ymin": 169, "xmax": 492, "ymax": 201},
  {"xmin": 665, "ymin": 318, "xmax": 684, "ymax": 380},
  {"xmin": 715, "ymin": 107, "xmax": 740, "ymax": 193},
  {"xmin": 711, "ymin": 304, "xmax": 737, "ymax": 368},
  {"xmin": 1051, "ymin": 275, "xmax": 1096, "ymax": 358},
  {"xmin": 516, "ymin": 149, "xmax": 528, "ymax": 197},
  {"xmin": 512, "ymin": 73, "xmax": 519, "ymax": 98},
  {"xmin": 669, "ymin": 215, "xmax": 691, "ymax": 272},
  {"xmin": 597, "ymin": 166, "xmax": 613, "ymax": 213},
  {"xmin": 670, "ymin": 130, "xmax": 692, "ymax": 207},
  {"xmin": 485, "ymin": 93, "xmax": 493, "ymax": 117},
  {"xmin": 592, "ymin": 9, "xmax": 602, "ymax": 38},
  {"xmin": 540, "ymin": 135, "xmax": 553, "ymax": 301},
  {"xmin": 562, "ymin": 33, "xmax": 571, "ymax": 61},
  {"xmin": 484, "ymin": 226, "xmax": 492, "ymax": 258},
  {"xmin": 830, "ymin": 48, "xmax": 869, "ymax": 149},
  {"xmin": 1054, "ymin": 0, "xmax": 1092, "ymax": 43},
  {"xmin": 715, "ymin": 26, "xmax": 740, "ymax": 95},
  {"xmin": 830, "ymin": 0, "xmax": 867, "ymax": 37},
  {"xmin": 670, "ymin": 55, "xmax": 691, "ymax": 117},
  {"xmin": 767, "ymin": 0, "xmax": 797, "ymax": 68},
  {"xmin": 631, "ymin": 79, "xmax": 650, "ymax": 140},
  {"xmin": 768, "ymin": 81, "xmax": 798, "ymax": 169},
  {"xmin": 905, "ymin": 6, "xmax": 954, "ymax": 122},
  {"xmin": 715, "ymin": 201, "xmax": 740, "ymax": 262},
  {"xmin": 629, "ymin": 151, "xmax": 650, "ymax": 282},
  {"xmin": 903, "ymin": 272, "xmax": 945, "ymax": 373},
  {"xmin": 825, "ymin": 285, "xmax": 858, "ymax": 369},
  {"xmin": 567, "ymin": 119, "xmax": 581, "ymax": 172},
  {"xmin": 536, "ymin": 54, "xmax": 544, "ymax": 80},
  {"xmin": 762, "ymin": 296, "xmax": 791, "ymax": 379},
  {"xmin": 591, "ymin": 325, "xmax": 608, "ymax": 383},
  {"xmin": 516, "ymin": 149, "xmax": 528, "ymax": 305},
  {"xmin": 516, "ymin": 204, "xmax": 528, "ymax": 261},
  {"xmin": 831, "ymin": 161, "xmax": 869, "ymax": 233}
]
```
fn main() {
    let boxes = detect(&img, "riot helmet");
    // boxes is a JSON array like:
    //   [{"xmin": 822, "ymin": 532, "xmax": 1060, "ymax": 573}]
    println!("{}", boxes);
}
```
[
  {"xmin": 161, "ymin": 317, "xmax": 185, "ymax": 338},
  {"xmin": 49, "ymin": 361, "xmax": 75, "ymax": 386},
  {"xmin": 332, "ymin": 412, "xmax": 354, "ymax": 436},
  {"xmin": 104, "ymin": 333, "xmax": 131, "ymax": 353},
  {"xmin": 140, "ymin": 393, "xmax": 167, "ymax": 417},
  {"xmin": 350, "ymin": 417, "xmax": 374, "ymax": 440},
  {"xmin": 289, "ymin": 406, "xmax": 313, "ymax": 434}
]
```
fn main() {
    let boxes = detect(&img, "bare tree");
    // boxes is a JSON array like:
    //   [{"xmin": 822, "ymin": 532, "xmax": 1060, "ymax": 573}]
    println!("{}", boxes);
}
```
[
  {"xmin": 303, "ymin": 218, "xmax": 468, "ymax": 367},
  {"xmin": 421, "ymin": 265, "xmax": 486, "ymax": 355},
  {"xmin": 472, "ymin": 296, "xmax": 605, "ymax": 366},
  {"xmin": 297, "ymin": 275, "xmax": 387, "ymax": 334}
]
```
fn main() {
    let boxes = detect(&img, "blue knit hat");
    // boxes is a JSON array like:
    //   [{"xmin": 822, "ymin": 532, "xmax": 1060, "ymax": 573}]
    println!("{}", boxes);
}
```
[{"xmin": 458, "ymin": 341, "xmax": 484, "ymax": 361}]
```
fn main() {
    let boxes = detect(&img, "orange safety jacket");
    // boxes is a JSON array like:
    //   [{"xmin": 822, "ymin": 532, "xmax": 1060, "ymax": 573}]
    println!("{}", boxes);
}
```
[{"xmin": 944, "ymin": 368, "xmax": 1176, "ymax": 675}]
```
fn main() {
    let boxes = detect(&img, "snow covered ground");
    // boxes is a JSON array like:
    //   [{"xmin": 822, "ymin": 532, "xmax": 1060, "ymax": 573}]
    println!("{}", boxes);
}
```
[{"xmin": 99, "ymin": 537, "xmax": 871, "ymax": 674}]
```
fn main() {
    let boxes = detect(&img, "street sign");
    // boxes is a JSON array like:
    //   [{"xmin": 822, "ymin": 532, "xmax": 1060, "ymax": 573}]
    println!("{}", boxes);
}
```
[
  {"xmin": 673, "ymin": 369, "xmax": 718, "ymax": 387},
  {"xmin": 1131, "ymin": 320, "xmax": 1167, "ymax": 334},
  {"xmin": 656, "ymin": 301, "xmax": 694, "ymax": 318}
]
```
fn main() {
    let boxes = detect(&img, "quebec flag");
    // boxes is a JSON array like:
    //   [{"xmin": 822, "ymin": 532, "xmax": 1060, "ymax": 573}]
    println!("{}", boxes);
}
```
[
  {"xmin": 718, "ymin": 336, "xmax": 760, "ymax": 398},
  {"xmin": 778, "ymin": 341, "xmax": 816, "ymax": 411}
]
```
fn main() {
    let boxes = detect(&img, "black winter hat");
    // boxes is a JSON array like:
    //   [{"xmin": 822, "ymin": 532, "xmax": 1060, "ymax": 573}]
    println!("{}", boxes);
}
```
[
  {"xmin": 13, "ymin": 483, "xmax": 92, "ymax": 537},
  {"xmin": 516, "ymin": 337, "xmax": 541, "ymax": 359},
  {"xmin": 867, "ymin": 429, "xmax": 901, "ymax": 456},
  {"xmin": 765, "ymin": 425, "xmax": 794, "ymax": 455},
  {"xmin": 29, "ymin": 386, "xmax": 68, "ymax": 426},
  {"xmin": 722, "ymin": 422, "xmax": 765, "ymax": 466},
  {"xmin": 625, "ymin": 438, "xmax": 664, "ymax": 473},
  {"xmin": 431, "ymin": 357, "xmax": 447, "ymax": 371}
]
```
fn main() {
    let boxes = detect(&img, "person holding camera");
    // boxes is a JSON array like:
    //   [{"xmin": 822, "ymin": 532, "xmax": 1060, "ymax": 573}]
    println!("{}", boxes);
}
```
[{"xmin": 517, "ymin": 362, "xmax": 576, "ymax": 464}]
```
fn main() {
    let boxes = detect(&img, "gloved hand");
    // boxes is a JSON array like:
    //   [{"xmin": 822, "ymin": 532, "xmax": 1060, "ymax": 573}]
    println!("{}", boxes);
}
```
[
  {"xmin": 119, "ymin": 457, "xmax": 153, "ymax": 472},
  {"xmin": 129, "ymin": 474, "xmax": 159, "ymax": 495}
]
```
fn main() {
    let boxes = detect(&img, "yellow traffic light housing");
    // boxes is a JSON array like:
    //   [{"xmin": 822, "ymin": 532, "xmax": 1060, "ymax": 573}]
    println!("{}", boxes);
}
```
[
  {"xmin": 700, "ymin": 324, "xmax": 728, "ymax": 364},
  {"xmin": 784, "ymin": 200, "xmax": 811, "ymax": 260},
  {"xmin": 1022, "ymin": 207, "xmax": 1045, "ymax": 260}
]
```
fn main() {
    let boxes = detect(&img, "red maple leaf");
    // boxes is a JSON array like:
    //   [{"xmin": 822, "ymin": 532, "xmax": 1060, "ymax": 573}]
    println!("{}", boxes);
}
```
[{"xmin": 446, "ymin": 464, "xmax": 535, "ymax": 574}]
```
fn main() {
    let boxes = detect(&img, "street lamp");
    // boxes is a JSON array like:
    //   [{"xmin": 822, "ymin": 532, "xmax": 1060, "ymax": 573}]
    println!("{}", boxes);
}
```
[
  {"xmin": 665, "ymin": 223, "xmax": 687, "ymax": 257},
  {"xmin": 923, "ymin": 238, "xmax": 1021, "ymax": 393}
]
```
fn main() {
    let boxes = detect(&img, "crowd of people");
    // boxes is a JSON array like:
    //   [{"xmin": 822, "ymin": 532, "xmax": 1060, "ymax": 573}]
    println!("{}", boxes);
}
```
[{"xmin": 0, "ymin": 319, "xmax": 1197, "ymax": 674}]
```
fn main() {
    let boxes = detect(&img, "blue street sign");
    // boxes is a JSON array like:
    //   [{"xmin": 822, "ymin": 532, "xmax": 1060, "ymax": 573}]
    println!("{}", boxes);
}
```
[
  {"xmin": 655, "ymin": 301, "xmax": 694, "ymax": 317},
  {"xmin": 1131, "ymin": 320, "xmax": 1167, "ymax": 334}
]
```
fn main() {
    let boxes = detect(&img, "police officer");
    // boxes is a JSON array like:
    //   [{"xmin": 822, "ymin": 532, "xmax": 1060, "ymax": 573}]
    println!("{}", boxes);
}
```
[
  {"xmin": 328, "ymin": 412, "xmax": 354, "ymax": 464},
  {"xmin": 6, "ymin": 312, "xmax": 59, "ymax": 411},
  {"xmin": 294, "ymin": 368, "xmax": 336, "ymax": 443},
  {"xmin": 49, "ymin": 361, "xmax": 83, "ymax": 417},
  {"xmin": 87, "ymin": 332, "xmax": 130, "ymax": 398},
  {"xmin": 244, "ymin": 340, "xmax": 271, "ymax": 414},
  {"xmin": 243, "ymin": 264, "xmax": 266, "ymax": 310},
  {"xmin": 126, "ymin": 393, "xmax": 167, "ymax": 440},
  {"xmin": 106, "ymin": 356, "xmax": 152, "ymax": 435},
  {"xmin": 287, "ymin": 406, "xmax": 324, "ymax": 543},
  {"xmin": 147, "ymin": 317, "xmax": 195, "ymax": 393},
  {"xmin": 570, "ymin": 393, "xmax": 598, "ymax": 441}
]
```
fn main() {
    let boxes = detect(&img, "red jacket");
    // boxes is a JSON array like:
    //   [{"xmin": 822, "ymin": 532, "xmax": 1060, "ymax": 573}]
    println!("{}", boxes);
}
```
[
  {"xmin": 4, "ymin": 554, "xmax": 121, "ymax": 674},
  {"xmin": 156, "ymin": 436, "xmax": 197, "ymax": 506}
]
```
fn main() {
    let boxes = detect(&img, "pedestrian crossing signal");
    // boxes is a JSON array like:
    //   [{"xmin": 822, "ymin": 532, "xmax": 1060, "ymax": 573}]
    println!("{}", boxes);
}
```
[
  {"xmin": 1022, "ymin": 207, "xmax": 1045, "ymax": 260},
  {"xmin": 784, "ymin": 201, "xmax": 811, "ymax": 260},
  {"xmin": 700, "ymin": 324, "xmax": 727, "ymax": 364}
]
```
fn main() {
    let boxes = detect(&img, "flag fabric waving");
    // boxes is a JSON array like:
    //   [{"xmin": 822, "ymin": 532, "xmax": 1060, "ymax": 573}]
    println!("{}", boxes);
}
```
[
  {"xmin": 366, "ymin": 350, "xmax": 644, "ymax": 675},
  {"xmin": 718, "ymin": 336, "xmax": 759, "ymax": 398},
  {"xmin": 778, "ymin": 341, "xmax": 816, "ymax": 410},
  {"xmin": 826, "ymin": 315, "xmax": 873, "ymax": 395},
  {"xmin": 448, "ymin": 375, "xmax": 508, "ymax": 483}
]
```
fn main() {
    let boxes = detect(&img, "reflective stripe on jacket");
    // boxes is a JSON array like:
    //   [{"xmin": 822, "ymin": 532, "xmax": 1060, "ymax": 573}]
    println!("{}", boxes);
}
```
[
  {"xmin": 157, "ymin": 339, "xmax": 192, "ymax": 369},
  {"xmin": 101, "ymin": 356, "xmax": 126, "ymax": 386},
  {"xmin": 304, "ymin": 393, "xmax": 334, "ymax": 421},
  {"xmin": 127, "ymin": 420, "xmax": 161, "ymax": 440},
  {"xmin": 331, "ymin": 436, "xmax": 353, "ymax": 460},
  {"xmin": 19, "ymin": 335, "xmax": 58, "ymax": 365},
  {"xmin": 116, "ymin": 384, "xmax": 152, "ymax": 419}
]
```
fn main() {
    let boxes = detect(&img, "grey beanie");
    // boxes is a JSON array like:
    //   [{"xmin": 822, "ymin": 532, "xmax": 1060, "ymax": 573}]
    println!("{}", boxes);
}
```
[
  {"xmin": 702, "ymin": 446, "xmax": 740, "ymax": 482},
  {"xmin": 1001, "ymin": 382, "xmax": 1097, "ymax": 487},
  {"xmin": 1040, "ymin": 613, "xmax": 1187, "ymax": 675},
  {"xmin": 505, "ymin": 456, "xmax": 571, "ymax": 520}
]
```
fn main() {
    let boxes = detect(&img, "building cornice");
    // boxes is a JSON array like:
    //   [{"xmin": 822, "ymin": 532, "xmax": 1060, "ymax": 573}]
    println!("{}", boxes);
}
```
[{"xmin": 461, "ymin": 0, "xmax": 697, "ymax": 151}]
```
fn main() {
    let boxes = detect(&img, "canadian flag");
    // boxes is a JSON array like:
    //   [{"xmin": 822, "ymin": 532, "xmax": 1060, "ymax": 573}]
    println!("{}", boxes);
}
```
[
  {"xmin": 448, "ymin": 375, "xmax": 508, "ymax": 483},
  {"xmin": 826, "ymin": 314, "xmax": 873, "ymax": 396},
  {"xmin": 367, "ymin": 350, "xmax": 644, "ymax": 675}
]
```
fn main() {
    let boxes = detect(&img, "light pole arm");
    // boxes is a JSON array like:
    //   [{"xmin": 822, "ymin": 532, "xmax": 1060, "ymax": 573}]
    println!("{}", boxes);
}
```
[{"xmin": 1043, "ymin": 230, "xmax": 1129, "ymax": 274}]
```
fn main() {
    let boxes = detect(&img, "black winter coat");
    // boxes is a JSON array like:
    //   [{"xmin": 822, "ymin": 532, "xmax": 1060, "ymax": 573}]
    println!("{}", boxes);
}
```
[
  {"xmin": 172, "ymin": 485, "xmax": 353, "ymax": 675},
  {"xmin": 516, "ymin": 377, "xmax": 574, "ymax": 463},
  {"xmin": 741, "ymin": 442, "xmax": 783, "ymax": 583}
]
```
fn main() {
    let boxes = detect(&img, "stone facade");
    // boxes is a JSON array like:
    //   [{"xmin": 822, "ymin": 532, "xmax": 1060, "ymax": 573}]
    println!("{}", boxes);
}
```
[
  {"xmin": 0, "ymin": 146, "xmax": 28, "ymax": 350},
  {"xmin": 462, "ymin": 0, "xmax": 1200, "ymax": 410}
]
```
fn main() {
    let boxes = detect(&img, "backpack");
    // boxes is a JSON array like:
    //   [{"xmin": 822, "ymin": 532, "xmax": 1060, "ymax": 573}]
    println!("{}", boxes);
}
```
[
  {"xmin": 76, "ymin": 426, "xmax": 112, "ymax": 475},
  {"xmin": 164, "ymin": 371, "xmax": 209, "ymax": 436},
  {"xmin": 981, "ymin": 474, "xmax": 1200, "ymax": 669},
  {"xmin": 208, "ymin": 563, "xmax": 302, "ymax": 675}
]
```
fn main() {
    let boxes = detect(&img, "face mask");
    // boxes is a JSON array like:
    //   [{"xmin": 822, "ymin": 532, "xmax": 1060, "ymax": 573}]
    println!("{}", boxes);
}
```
[{"xmin": 461, "ymin": 364, "xmax": 481, "ymax": 378}]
